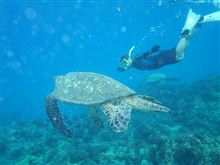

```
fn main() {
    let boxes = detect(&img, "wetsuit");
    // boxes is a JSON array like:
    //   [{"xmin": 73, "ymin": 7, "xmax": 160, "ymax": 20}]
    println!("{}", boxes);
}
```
[{"xmin": 132, "ymin": 47, "xmax": 178, "ymax": 70}]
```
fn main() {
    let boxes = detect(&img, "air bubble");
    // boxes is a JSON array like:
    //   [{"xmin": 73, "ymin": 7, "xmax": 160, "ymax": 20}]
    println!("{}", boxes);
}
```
[
  {"xmin": 121, "ymin": 26, "xmax": 127, "ymax": 32},
  {"xmin": 6, "ymin": 50, "xmax": 14, "ymax": 57},
  {"xmin": 0, "ymin": 97, "xmax": 4, "ymax": 102},
  {"xmin": 7, "ymin": 61, "xmax": 21, "ymax": 70},
  {"xmin": 61, "ymin": 34, "xmax": 70, "ymax": 44},
  {"xmin": 24, "ymin": 7, "xmax": 37, "ymax": 20},
  {"xmin": 116, "ymin": 6, "xmax": 121, "ymax": 12}
]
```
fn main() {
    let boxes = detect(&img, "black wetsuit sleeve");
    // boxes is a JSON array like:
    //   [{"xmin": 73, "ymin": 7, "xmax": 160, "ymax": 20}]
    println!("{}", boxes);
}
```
[{"xmin": 142, "ymin": 51, "xmax": 151, "ymax": 59}]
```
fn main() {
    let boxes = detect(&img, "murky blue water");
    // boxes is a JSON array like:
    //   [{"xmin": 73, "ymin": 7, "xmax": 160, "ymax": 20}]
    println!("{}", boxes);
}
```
[{"xmin": 1, "ymin": 1, "xmax": 220, "ymax": 165}]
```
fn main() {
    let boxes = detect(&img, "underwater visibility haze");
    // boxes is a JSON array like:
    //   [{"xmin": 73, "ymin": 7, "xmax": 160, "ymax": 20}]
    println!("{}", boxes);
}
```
[{"xmin": 1, "ymin": 1, "xmax": 220, "ymax": 165}]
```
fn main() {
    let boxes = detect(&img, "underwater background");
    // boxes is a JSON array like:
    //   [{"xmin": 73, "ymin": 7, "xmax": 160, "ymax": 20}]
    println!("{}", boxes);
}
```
[{"xmin": 1, "ymin": 1, "xmax": 220, "ymax": 165}]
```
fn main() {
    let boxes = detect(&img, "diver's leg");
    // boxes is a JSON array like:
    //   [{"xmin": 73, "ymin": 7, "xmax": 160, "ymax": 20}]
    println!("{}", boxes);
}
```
[
  {"xmin": 175, "ymin": 28, "xmax": 197, "ymax": 61},
  {"xmin": 175, "ymin": 38, "xmax": 186, "ymax": 61},
  {"xmin": 175, "ymin": 9, "xmax": 201, "ymax": 61},
  {"xmin": 176, "ymin": 9, "xmax": 220, "ymax": 61}
]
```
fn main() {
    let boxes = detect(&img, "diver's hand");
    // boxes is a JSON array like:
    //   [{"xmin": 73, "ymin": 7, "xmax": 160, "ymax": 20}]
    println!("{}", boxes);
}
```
[{"xmin": 151, "ymin": 45, "xmax": 160, "ymax": 53}]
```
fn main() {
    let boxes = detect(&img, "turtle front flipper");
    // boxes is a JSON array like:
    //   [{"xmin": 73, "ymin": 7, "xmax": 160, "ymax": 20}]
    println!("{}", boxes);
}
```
[
  {"xmin": 100, "ymin": 100, "xmax": 132, "ymax": 132},
  {"xmin": 126, "ymin": 95, "xmax": 170, "ymax": 112},
  {"xmin": 45, "ymin": 95, "xmax": 73, "ymax": 138}
]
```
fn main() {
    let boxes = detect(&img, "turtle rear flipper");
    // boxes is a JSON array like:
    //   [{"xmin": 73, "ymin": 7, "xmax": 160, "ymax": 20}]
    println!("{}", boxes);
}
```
[
  {"xmin": 100, "ymin": 100, "xmax": 132, "ymax": 132},
  {"xmin": 88, "ymin": 107, "xmax": 104, "ymax": 128},
  {"xmin": 45, "ymin": 95, "xmax": 73, "ymax": 138}
]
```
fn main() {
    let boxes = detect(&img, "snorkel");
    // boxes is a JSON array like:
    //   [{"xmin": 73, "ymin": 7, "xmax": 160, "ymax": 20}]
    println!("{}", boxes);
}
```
[
  {"xmin": 128, "ymin": 46, "xmax": 135, "ymax": 61},
  {"xmin": 119, "ymin": 46, "xmax": 135, "ymax": 71}
]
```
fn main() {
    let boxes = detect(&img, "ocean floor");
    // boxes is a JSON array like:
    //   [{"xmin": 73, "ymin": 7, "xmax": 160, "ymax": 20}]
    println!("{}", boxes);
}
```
[{"xmin": 1, "ymin": 75, "xmax": 220, "ymax": 165}]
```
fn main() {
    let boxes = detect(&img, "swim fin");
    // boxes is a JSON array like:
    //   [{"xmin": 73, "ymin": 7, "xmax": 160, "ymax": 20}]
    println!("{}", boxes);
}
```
[
  {"xmin": 199, "ymin": 11, "xmax": 220, "ymax": 23},
  {"xmin": 181, "ymin": 9, "xmax": 201, "ymax": 34}
]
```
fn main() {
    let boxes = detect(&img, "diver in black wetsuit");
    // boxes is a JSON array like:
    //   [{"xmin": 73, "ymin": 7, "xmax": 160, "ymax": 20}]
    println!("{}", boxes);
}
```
[
  {"xmin": 123, "ymin": 45, "xmax": 177, "ymax": 71},
  {"xmin": 118, "ymin": 9, "xmax": 220, "ymax": 72}
]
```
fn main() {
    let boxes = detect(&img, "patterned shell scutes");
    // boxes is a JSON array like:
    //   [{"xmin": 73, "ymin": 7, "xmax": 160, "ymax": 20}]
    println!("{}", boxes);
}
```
[{"xmin": 52, "ymin": 72, "xmax": 135, "ymax": 105}]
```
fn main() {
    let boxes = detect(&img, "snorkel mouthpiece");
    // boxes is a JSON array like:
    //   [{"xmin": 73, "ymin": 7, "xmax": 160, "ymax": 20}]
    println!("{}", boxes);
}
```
[{"xmin": 121, "ymin": 57, "xmax": 132, "ymax": 69}]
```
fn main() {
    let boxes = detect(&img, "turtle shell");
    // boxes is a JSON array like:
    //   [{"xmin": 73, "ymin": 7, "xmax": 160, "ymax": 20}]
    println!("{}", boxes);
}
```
[{"xmin": 52, "ymin": 72, "xmax": 135, "ymax": 105}]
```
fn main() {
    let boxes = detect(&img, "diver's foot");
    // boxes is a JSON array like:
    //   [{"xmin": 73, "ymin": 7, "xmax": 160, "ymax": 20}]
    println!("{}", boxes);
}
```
[
  {"xmin": 180, "ymin": 9, "xmax": 201, "ymax": 38},
  {"xmin": 180, "ymin": 15, "xmax": 204, "ymax": 38},
  {"xmin": 197, "ymin": 16, "xmax": 204, "ymax": 23},
  {"xmin": 180, "ymin": 29, "xmax": 190, "ymax": 38}
]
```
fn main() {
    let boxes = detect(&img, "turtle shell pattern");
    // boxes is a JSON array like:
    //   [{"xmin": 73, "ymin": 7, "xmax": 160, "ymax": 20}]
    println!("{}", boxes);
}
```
[{"xmin": 53, "ymin": 72, "xmax": 135, "ymax": 105}]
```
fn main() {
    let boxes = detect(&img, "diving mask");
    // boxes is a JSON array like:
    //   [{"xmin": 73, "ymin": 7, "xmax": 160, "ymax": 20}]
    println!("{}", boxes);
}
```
[{"xmin": 120, "ymin": 57, "xmax": 132, "ymax": 70}]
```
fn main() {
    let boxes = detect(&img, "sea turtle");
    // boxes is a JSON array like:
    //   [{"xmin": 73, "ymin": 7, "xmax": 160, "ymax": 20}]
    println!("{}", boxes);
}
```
[{"xmin": 45, "ymin": 72, "xmax": 170, "ymax": 138}]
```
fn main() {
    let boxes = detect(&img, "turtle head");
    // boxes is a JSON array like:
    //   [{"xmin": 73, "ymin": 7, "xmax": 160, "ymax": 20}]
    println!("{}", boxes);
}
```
[
  {"xmin": 124, "ymin": 95, "xmax": 170, "ymax": 112},
  {"xmin": 54, "ymin": 75, "xmax": 64, "ymax": 83}
]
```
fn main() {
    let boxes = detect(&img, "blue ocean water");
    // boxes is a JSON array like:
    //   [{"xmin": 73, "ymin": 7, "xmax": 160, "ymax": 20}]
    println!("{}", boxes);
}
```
[{"xmin": 1, "ymin": 1, "xmax": 220, "ymax": 165}]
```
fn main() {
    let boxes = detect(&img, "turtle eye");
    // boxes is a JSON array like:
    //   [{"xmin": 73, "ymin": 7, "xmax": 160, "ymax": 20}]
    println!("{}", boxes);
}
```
[{"xmin": 56, "ymin": 78, "xmax": 62, "ymax": 83}]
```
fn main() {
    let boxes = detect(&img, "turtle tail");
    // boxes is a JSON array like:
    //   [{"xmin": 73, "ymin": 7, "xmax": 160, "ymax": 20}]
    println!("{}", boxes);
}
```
[{"xmin": 45, "ymin": 95, "xmax": 73, "ymax": 138}]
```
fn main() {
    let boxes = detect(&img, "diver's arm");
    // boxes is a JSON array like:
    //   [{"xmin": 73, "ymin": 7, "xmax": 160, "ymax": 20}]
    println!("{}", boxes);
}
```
[
  {"xmin": 142, "ymin": 51, "xmax": 151, "ymax": 59},
  {"xmin": 142, "ymin": 45, "xmax": 160, "ymax": 59}
]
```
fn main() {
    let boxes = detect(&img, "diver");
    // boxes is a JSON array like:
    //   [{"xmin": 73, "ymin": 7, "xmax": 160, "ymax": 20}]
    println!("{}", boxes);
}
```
[{"xmin": 118, "ymin": 9, "xmax": 220, "ymax": 72}]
